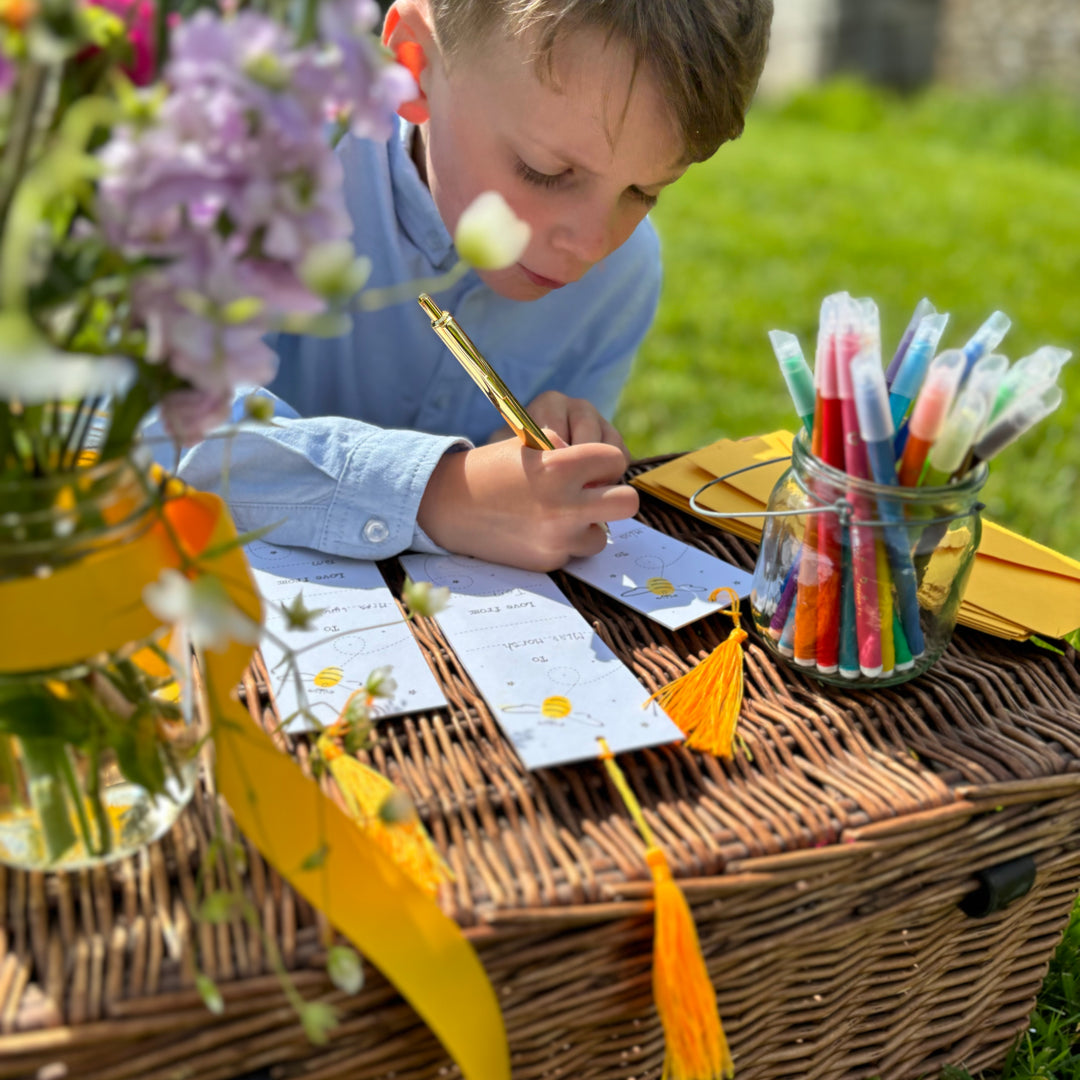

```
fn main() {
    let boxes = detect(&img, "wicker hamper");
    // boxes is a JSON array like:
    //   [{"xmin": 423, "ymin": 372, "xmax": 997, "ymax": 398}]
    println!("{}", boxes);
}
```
[{"xmin": 2, "ymin": 466, "xmax": 1080, "ymax": 1080}]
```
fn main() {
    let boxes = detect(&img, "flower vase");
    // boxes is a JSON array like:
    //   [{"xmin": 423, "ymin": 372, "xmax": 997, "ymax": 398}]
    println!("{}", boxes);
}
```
[{"xmin": 0, "ymin": 454, "xmax": 200, "ymax": 871}]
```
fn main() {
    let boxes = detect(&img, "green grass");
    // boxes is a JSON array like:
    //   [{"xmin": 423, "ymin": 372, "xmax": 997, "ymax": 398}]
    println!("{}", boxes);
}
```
[
  {"xmin": 617, "ymin": 80, "xmax": 1080, "ymax": 1078},
  {"xmin": 617, "ymin": 79, "xmax": 1080, "ymax": 559}
]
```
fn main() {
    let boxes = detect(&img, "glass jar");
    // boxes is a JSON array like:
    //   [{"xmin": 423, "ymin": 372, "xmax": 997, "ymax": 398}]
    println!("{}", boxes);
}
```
[
  {"xmin": 750, "ymin": 431, "xmax": 987, "ymax": 687},
  {"xmin": 0, "ymin": 454, "xmax": 198, "ymax": 870}
]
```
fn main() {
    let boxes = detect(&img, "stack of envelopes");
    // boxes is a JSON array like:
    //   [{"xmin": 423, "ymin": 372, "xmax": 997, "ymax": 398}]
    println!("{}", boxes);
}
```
[{"xmin": 632, "ymin": 431, "xmax": 1080, "ymax": 642}]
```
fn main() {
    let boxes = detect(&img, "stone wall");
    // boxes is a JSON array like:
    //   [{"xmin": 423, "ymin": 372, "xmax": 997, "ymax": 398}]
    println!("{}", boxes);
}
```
[{"xmin": 937, "ymin": 0, "xmax": 1080, "ymax": 95}]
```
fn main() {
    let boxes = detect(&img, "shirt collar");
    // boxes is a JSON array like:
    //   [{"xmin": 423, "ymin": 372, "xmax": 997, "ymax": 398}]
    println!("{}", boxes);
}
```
[{"xmin": 389, "ymin": 117, "xmax": 457, "ymax": 269}]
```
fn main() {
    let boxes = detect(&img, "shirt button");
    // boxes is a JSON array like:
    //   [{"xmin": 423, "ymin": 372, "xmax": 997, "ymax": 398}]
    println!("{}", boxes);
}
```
[{"xmin": 363, "ymin": 518, "xmax": 390, "ymax": 544}]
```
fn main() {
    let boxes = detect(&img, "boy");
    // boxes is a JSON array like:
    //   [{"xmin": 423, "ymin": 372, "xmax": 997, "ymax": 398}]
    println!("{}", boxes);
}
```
[{"xmin": 173, "ymin": 0, "xmax": 773, "ymax": 571}]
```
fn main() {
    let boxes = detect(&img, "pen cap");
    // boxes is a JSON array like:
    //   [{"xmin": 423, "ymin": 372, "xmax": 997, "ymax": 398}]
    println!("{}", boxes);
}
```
[
  {"xmin": 990, "ymin": 346, "xmax": 1071, "ymax": 421},
  {"xmin": 927, "ymin": 386, "xmax": 989, "ymax": 476},
  {"xmin": 833, "ymin": 295, "xmax": 865, "ymax": 398},
  {"xmin": 964, "ymin": 352, "xmax": 1008, "ymax": 417},
  {"xmin": 890, "ymin": 312, "xmax": 950, "ymax": 402},
  {"xmin": 908, "ymin": 348, "xmax": 965, "ymax": 440},
  {"xmin": 814, "ymin": 293, "xmax": 846, "ymax": 389},
  {"xmin": 856, "ymin": 297, "xmax": 881, "ymax": 355},
  {"xmin": 973, "ymin": 382, "xmax": 1063, "ymax": 462},
  {"xmin": 962, "ymin": 310, "xmax": 1011, "ymax": 365},
  {"xmin": 851, "ymin": 348, "xmax": 893, "ymax": 443},
  {"xmin": 770, "ymin": 331, "xmax": 815, "ymax": 418},
  {"xmin": 886, "ymin": 298, "xmax": 941, "ymax": 386},
  {"xmin": 768, "ymin": 329, "xmax": 802, "ymax": 363}
]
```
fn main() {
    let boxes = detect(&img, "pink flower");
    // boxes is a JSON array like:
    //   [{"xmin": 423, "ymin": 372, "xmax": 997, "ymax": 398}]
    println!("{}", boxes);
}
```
[{"xmin": 86, "ymin": 0, "xmax": 174, "ymax": 86}]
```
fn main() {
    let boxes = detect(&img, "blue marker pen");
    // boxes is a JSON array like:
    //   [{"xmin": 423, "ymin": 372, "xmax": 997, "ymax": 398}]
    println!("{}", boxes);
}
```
[
  {"xmin": 888, "ymin": 312, "xmax": 949, "ymax": 430},
  {"xmin": 885, "ymin": 298, "xmax": 936, "ymax": 388},
  {"xmin": 960, "ymin": 310, "xmax": 1011, "ymax": 382},
  {"xmin": 851, "ymin": 350, "xmax": 925, "ymax": 659}
]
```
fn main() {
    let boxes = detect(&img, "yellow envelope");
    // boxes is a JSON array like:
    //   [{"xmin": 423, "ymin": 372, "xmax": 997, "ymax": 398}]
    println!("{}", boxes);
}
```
[{"xmin": 633, "ymin": 432, "xmax": 1080, "ymax": 643}]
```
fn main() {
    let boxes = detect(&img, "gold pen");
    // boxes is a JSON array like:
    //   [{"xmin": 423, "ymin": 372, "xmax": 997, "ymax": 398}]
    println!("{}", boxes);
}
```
[
  {"xmin": 417, "ymin": 293, "xmax": 612, "ymax": 539},
  {"xmin": 418, "ymin": 293, "xmax": 554, "ymax": 451}
]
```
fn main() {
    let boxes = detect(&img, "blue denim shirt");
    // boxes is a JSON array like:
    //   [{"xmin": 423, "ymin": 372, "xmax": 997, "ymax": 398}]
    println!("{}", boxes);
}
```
[{"xmin": 150, "ymin": 119, "xmax": 661, "ymax": 560}]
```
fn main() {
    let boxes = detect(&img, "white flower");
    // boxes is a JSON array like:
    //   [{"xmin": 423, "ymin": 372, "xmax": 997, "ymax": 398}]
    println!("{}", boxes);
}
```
[
  {"xmin": 0, "ymin": 312, "xmax": 136, "ymax": 404},
  {"xmin": 402, "ymin": 577, "xmax": 450, "ymax": 618},
  {"xmin": 144, "ymin": 568, "xmax": 261, "ymax": 652},
  {"xmin": 364, "ymin": 665, "xmax": 396, "ymax": 699},
  {"xmin": 453, "ymin": 191, "xmax": 531, "ymax": 271}
]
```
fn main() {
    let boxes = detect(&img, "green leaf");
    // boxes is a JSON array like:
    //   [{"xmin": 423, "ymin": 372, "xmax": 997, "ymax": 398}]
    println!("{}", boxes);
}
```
[
  {"xmin": 1063, "ymin": 627, "xmax": 1080, "ymax": 651},
  {"xmin": 1030, "ymin": 635, "xmax": 1066, "ymax": 656},
  {"xmin": 326, "ymin": 945, "xmax": 364, "ymax": 995},
  {"xmin": 112, "ymin": 706, "xmax": 167, "ymax": 797},
  {"xmin": 199, "ymin": 891, "xmax": 238, "ymax": 924},
  {"xmin": 199, "ymin": 519, "xmax": 288, "ymax": 562},
  {"xmin": 195, "ymin": 973, "xmax": 225, "ymax": 1016},
  {"xmin": 0, "ymin": 685, "xmax": 93, "ymax": 744},
  {"xmin": 299, "ymin": 843, "xmax": 329, "ymax": 873},
  {"xmin": 299, "ymin": 1001, "xmax": 338, "ymax": 1046}
]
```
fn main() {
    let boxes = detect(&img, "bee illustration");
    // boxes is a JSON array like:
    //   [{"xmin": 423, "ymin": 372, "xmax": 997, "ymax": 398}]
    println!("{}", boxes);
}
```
[
  {"xmin": 312, "ymin": 666, "xmax": 344, "ymax": 688},
  {"xmin": 618, "ymin": 549, "xmax": 707, "ymax": 604},
  {"xmin": 501, "ymin": 667, "xmax": 604, "ymax": 728}
]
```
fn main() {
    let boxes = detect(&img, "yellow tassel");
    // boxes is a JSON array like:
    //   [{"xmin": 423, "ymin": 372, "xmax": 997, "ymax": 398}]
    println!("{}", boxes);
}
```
[
  {"xmin": 599, "ymin": 740, "xmax": 734, "ymax": 1080},
  {"xmin": 647, "ymin": 587, "xmax": 747, "ymax": 759},
  {"xmin": 316, "ymin": 735, "xmax": 452, "ymax": 897}
]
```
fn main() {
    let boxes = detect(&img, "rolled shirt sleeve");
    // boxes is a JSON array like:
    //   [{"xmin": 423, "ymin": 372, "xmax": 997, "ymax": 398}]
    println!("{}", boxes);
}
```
[{"xmin": 144, "ymin": 388, "xmax": 470, "ymax": 560}]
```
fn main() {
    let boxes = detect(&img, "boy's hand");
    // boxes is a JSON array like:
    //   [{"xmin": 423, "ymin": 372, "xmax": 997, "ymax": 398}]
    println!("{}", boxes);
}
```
[
  {"xmin": 488, "ymin": 391, "xmax": 630, "ymax": 463},
  {"xmin": 417, "ymin": 436, "xmax": 639, "ymax": 572}
]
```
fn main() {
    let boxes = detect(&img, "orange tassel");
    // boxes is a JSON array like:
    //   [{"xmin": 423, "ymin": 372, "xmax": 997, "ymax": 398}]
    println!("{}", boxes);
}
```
[
  {"xmin": 599, "ymin": 740, "xmax": 734, "ymax": 1080},
  {"xmin": 648, "ymin": 587, "xmax": 747, "ymax": 759},
  {"xmin": 316, "ymin": 735, "xmax": 452, "ymax": 897}
]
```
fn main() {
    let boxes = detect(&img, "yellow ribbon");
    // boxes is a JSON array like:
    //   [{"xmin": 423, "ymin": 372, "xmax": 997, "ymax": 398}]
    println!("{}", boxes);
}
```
[{"xmin": 0, "ymin": 487, "xmax": 508, "ymax": 1080}]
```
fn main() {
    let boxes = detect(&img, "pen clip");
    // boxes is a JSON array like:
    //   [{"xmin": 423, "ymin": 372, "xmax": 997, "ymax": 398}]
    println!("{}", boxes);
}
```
[{"xmin": 418, "ymin": 294, "xmax": 553, "ymax": 450}]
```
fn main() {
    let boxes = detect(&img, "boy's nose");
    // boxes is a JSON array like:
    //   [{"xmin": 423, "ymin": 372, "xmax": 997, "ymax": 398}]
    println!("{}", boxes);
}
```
[{"xmin": 551, "ymin": 209, "xmax": 613, "ymax": 267}]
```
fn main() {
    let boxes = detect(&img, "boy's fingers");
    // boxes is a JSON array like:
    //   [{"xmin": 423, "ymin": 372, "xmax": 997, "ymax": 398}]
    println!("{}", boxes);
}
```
[
  {"xmin": 566, "ymin": 523, "xmax": 610, "ymax": 560},
  {"xmin": 541, "ymin": 426, "xmax": 569, "ymax": 450},
  {"xmin": 584, "ymin": 480, "xmax": 640, "ymax": 523}
]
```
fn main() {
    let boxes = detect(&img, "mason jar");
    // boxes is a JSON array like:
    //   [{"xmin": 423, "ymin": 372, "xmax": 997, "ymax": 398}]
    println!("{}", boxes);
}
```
[
  {"xmin": 749, "ymin": 431, "xmax": 987, "ymax": 687},
  {"xmin": 0, "ymin": 453, "xmax": 199, "ymax": 871}
]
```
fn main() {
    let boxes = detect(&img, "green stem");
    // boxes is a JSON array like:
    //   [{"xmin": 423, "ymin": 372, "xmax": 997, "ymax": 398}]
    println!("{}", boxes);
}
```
[
  {"xmin": 0, "ymin": 62, "xmax": 49, "ymax": 242},
  {"xmin": 355, "ymin": 259, "xmax": 471, "ymax": 312},
  {"xmin": 84, "ymin": 741, "xmax": 113, "ymax": 857},
  {"xmin": 57, "ymin": 744, "xmax": 98, "ymax": 856},
  {"xmin": 18, "ymin": 737, "xmax": 78, "ymax": 863}
]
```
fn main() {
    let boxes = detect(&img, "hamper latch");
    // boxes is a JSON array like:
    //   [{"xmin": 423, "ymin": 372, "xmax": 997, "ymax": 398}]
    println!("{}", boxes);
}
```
[{"xmin": 959, "ymin": 854, "xmax": 1036, "ymax": 918}]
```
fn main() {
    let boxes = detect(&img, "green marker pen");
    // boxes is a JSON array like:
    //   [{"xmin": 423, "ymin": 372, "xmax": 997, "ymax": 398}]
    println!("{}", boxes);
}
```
[{"xmin": 768, "ymin": 329, "xmax": 815, "ymax": 434}]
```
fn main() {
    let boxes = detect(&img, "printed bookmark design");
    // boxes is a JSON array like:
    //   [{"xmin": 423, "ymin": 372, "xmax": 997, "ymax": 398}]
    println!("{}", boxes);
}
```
[
  {"xmin": 246, "ymin": 541, "xmax": 447, "ymax": 732},
  {"xmin": 399, "ymin": 552, "xmax": 683, "ymax": 770},
  {"xmin": 564, "ymin": 519, "xmax": 751, "ymax": 630}
]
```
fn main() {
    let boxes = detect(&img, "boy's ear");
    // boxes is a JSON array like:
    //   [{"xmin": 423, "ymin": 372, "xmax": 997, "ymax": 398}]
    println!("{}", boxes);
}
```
[{"xmin": 382, "ymin": 1, "xmax": 434, "ymax": 125}]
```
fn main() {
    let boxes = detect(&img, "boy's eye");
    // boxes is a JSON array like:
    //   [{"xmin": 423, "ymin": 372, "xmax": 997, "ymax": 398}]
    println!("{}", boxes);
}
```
[
  {"xmin": 629, "ymin": 187, "xmax": 659, "ymax": 209},
  {"xmin": 515, "ymin": 158, "xmax": 568, "ymax": 189}
]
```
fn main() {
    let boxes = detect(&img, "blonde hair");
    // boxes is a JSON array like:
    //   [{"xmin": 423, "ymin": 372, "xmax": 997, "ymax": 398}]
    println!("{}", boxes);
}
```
[{"xmin": 428, "ymin": 0, "xmax": 773, "ymax": 162}]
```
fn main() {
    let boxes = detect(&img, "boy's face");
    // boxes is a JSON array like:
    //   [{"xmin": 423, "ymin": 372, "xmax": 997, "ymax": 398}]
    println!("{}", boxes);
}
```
[{"xmin": 417, "ymin": 24, "xmax": 687, "ymax": 301}]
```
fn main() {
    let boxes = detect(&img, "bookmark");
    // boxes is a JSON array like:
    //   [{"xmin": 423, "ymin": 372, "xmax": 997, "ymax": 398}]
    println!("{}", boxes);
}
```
[
  {"xmin": 562, "ymin": 519, "xmax": 751, "ymax": 630},
  {"xmin": 399, "ymin": 552, "xmax": 683, "ymax": 770},
  {"xmin": 246, "ymin": 541, "xmax": 448, "ymax": 731}
]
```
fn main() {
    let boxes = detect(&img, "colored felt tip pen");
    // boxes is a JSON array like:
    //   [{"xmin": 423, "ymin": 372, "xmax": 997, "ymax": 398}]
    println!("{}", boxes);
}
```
[
  {"xmin": 850, "ymin": 350, "xmax": 925, "ymax": 658},
  {"xmin": 885, "ymin": 298, "xmax": 938, "ymax": 388},
  {"xmin": 971, "ymin": 381, "xmax": 1064, "ymax": 466},
  {"xmin": 989, "ymin": 345, "xmax": 1072, "ymax": 423},
  {"xmin": 768, "ymin": 329, "xmax": 815, "ymax": 434},
  {"xmin": 897, "ymin": 348, "xmax": 965, "ymax": 486},
  {"xmin": 887, "ymin": 312, "xmax": 949, "ymax": 430},
  {"xmin": 963, "ymin": 352, "xmax": 1009, "ymax": 415},
  {"xmin": 920, "ymin": 386, "xmax": 989, "ymax": 487},
  {"xmin": 960, "ymin": 310, "xmax": 1011, "ymax": 381}
]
